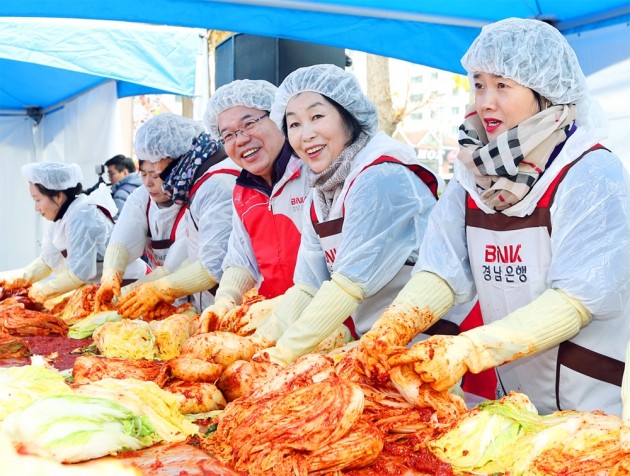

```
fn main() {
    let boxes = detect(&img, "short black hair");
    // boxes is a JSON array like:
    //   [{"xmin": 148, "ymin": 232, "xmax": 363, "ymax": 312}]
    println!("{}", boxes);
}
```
[{"xmin": 105, "ymin": 154, "xmax": 136, "ymax": 173}]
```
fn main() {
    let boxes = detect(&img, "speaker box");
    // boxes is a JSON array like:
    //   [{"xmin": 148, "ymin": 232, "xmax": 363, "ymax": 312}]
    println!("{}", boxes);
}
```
[{"xmin": 215, "ymin": 34, "xmax": 347, "ymax": 88}]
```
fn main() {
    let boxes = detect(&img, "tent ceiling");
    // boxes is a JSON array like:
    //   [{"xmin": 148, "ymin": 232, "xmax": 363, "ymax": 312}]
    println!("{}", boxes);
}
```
[
  {"xmin": 0, "ymin": 0, "xmax": 627, "ymax": 75},
  {"xmin": 0, "ymin": 1, "xmax": 627, "ymax": 112},
  {"xmin": 0, "ymin": 17, "xmax": 202, "ymax": 113}
]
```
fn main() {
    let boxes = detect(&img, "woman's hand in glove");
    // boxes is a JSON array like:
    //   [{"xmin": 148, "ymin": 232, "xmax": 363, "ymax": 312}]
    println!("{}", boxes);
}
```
[
  {"xmin": 1, "ymin": 277, "xmax": 30, "ymax": 291},
  {"xmin": 93, "ymin": 269, "xmax": 122, "ymax": 312},
  {"xmin": 27, "ymin": 282, "xmax": 49, "ymax": 303},
  {"xmin": 117, "ymin": 282, "xmax": 168, "ymax": 319},
  {"xmin": 355, "ymin": 336, "xmax": 395, "ymax": 383},
  {"xmin": 387, "ymin": 334, "xmax": 473, "ymax": 392},
  {"xmin": 197, "ymin": 300, "xmax": 233, "ymax": 334}
]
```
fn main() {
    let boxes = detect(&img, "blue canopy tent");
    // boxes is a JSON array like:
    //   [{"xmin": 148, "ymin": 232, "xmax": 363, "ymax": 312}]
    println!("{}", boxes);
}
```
[
  {"xmin": 0, "ymin": 18, "xmax": 203, "ymax": 269},
  {"xmin": 0, "ymin": 1, "xmax": 628, "ymax": 269},
  {"xmin": 0, "ymin": 0, "xmax": 627, "ymax": 79},
  {"xmin": 0, "ymin": 17, "xmax": 201, "ymax": 116}
]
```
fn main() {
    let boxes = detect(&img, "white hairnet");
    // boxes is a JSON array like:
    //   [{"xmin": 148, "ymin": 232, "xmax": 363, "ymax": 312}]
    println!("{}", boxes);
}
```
[
  {"xmin": 461, "ymin": 18, "xmax": 607, "ymax": 130},
  {"xmin": 270, "ymin": 64, "xmax": 378, "ymax": 136},
  {"xmin": 461, "ymin": 18, "xmax": 587, "ymax": 106},
  {"xmin": 204, "ymin": 79, "xmax": 277, "ymax": 137},
  {"xmin": 21, "ymin": 162, "xmax": 83, "ymax": 190},
  {"xmin": 134, "ymin": 113, "xmax": 206, "ymax": 163}
]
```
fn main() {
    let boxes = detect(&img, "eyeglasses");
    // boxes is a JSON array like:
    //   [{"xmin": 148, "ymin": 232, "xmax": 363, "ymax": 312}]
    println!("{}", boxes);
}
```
[{"xmin": 218, "ymin": 112, "xmax": 269, "ymax": 145}]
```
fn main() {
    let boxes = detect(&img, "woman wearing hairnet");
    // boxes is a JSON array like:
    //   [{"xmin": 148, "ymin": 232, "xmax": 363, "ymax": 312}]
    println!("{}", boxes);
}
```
[
  {"xmin": 116, "ymin": 113, "xmax": 241, "ymax": 317},
  {"xmin": 93, "ymin": 158, "xmax": 188, "ymax": 311},
  {"xmin": 358, "ymin": 18, "xmax": 630, "ymax": 415},
  {"xmin": 0, "ymin": 162, "xmax": 145, "ymax": 303},
  {"xmin": 197, "ymin": 79, "xmax": 310, "ymax": 332},
  {"xmin": 250, "ymin": 63, "xmax": 442, "ymax": 365}
]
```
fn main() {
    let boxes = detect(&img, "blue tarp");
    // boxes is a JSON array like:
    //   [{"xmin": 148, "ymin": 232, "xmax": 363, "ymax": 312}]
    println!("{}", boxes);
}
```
[
  {"xmin": 1, "ymin": 1, "xmax": 628, "ymax": 71},
  {"xmin": 0, "ymin": 1, "xmax": 627, "ymax": 113},
  {"xmin": 0, "ymin": 17, "xmax": 202, "ymax": 113}
]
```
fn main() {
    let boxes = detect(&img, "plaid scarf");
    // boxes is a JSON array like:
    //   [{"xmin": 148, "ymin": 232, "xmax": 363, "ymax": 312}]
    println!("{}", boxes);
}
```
[
  {"xmin": 458, "ymin": 104, "xmax": 576, "ymax": 211},
  {"xmin": 162, "ymin": 132, "xmax": 220, "ymax": 205},
  {"xmin": 309, "ymin": 132, "xmax": 370, "ymax": 221}
]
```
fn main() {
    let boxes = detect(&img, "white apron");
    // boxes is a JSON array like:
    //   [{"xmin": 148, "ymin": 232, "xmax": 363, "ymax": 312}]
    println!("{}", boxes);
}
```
[
  {"xmin": 184, "ymin": 159, "xmax": 240, "ymax": 311},
  {"xmin": 466, "ymin": 145, "xmax": 624, "ymax": 414},
  {"xmin": 311, "ymin": 153, "xmax": 440, "ymax": 338},
  {"xmin": 143, "ymin": 196, "xmax": 186, "ymax": 269}
]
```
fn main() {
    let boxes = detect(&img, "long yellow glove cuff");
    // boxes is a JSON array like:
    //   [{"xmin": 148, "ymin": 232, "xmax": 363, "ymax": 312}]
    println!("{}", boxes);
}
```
[
  {"xmin": 28, "ymin": 268, "xmax": 84, "ymax": 302},
  {"xmin": 266, "ymin": 273, "xmax": 364, "ymax": 365},
  {"xmin": 120, "ymin": 265, "xmax": 171, "ymax": 296},
  {"xmin": 154, "ymin": 260, "xmax": 217, "ymax": 301},
  {"xmin": 214, "ymin": 266, "xmax": 256, "ymax": 307},
  {"xmin": 22, "ymin": 257, "xmax": 53, "ymax": 284},
  {"xmin": 363, "ymin": 271, "xmax": 454, "ymax": 346},
  {"xmin": 254, "ymin": 282, "xmax": 318, "ymax": 342},
  {"xmin": 462, "ymin": 288, "xmax": 591, "ymax": 374},
  {"xmin": 0, "ymin": 258, "xmax": 52, "ymax": 290},
  {"xmin": 102, "ymin": 242, "xmax": 130, "ymax": 274},
  {"xmin": 621, "ymin": 341, "xmax": 630, "ymax": 451}
]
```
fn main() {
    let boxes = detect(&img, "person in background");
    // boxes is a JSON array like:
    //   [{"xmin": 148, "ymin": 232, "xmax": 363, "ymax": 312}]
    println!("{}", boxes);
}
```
[
  {"xmin": 105, "ymin": 154, "xmax": 142, "ymax": 219},
  {"xmin": 197, "ymin": 79, "xmax": 310, "ymax": 333},
  {"xmin": 249, "ymin": 64, "xmax": 442, "ymax": 365},
  {"xmin": 93, "ymin": 158, "xmax": 187, "ymax": 311},
  {"xmin": 358, "ymin": 18, "xmax": 630, "ymax": 416},
  {"xmin": 0, "ymin": 162, "xmax": 145, "ymax": 302},
  {"xmin": 116, "ymin": 113, "xmax": 241, "ymax": 317}
]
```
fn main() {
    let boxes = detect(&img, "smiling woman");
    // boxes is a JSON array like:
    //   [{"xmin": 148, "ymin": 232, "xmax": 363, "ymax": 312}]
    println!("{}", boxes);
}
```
[
  {"xmin": 245, "ymin": 63, "xmax": 444, "ymax": 367},
  {"xmin": 285, "ymin": 91, "xmax": 355, "ymax": 173}
]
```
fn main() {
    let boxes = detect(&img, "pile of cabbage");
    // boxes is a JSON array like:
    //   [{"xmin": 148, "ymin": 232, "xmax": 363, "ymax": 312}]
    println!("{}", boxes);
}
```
[
  {"xmin": 91, "ymin": 313, "xmax": 196, "ymax": 360},
  {"xmin": 428, "ymin": 392, "xmax": 628, "ymax": 475},
  {"xmin": 0, "ymin": 365, "xmax": 197, "ymax": 462}
]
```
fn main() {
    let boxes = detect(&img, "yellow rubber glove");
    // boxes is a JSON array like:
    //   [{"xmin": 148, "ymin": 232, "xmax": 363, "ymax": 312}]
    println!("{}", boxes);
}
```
[
  {"xmin": 388, "ymin": 288, "xmax": 592, "ymax": 392},
  {"xmin": 28, "ymin": 267, "xmax": 84, "ymax": 303},
  {"xmin": 357, "ymin": 271, "xmax": 454, "ymax": 380},
  {"xmin": 119, "ymin": 265, "xmax": 171, "ymax": 297},
  {"xmin": 621, "ymin": 340, "xmax": 630, "ymax": 452},
  {"xmin": 93, "ymin": 243, "xmax": 129, "ymax": 312},
  {"xmin": 0, "ymin": 258, "xmax": 52, "ymax": 291},
  {"xmin": 262, "ymin": 273, "xmax": 364, "ymax": 366},
  {"xmin": 198, "ymin": 266, "xmax": 255, "ymax": 333},
  {"xmin": 364, "ymin": 271, "xmax": 454, "ymax": 346},
  {"xmin": 117, "ymin": 260, "xmax": 216, "ymax": 319},
  {"xmin": 236, "ymin": 295, "xmax": 283, "ymax": 335},
  {"xmin": 253, "ymin": 282, "xmax": 318, "ymax": 343}
]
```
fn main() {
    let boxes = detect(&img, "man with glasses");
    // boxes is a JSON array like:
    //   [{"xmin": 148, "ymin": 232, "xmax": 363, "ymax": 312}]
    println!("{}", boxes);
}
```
[{"xmin": 198, "ymin": 79, "xmax": 310, "ymax": 333}]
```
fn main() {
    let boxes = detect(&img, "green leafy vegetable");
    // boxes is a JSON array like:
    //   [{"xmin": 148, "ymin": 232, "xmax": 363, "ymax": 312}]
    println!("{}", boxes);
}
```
[
  {"xmin": 0, "ymin": 365, "xmax": 71, "ymax": 421},
  {"xmin": 1, "ymin": 394, "xmax": 157, "ymax": 462},
  {"xmin": 74, "ymin": 378, "xmax": 198, "ymax": 441},
  {"xmin": 68, "ymin": 311, "xmax": 121, "ymax": 339}
]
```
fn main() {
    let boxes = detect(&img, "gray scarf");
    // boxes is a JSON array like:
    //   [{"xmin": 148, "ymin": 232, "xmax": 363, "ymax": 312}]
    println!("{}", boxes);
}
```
[{"xmin": 309, "ymin": 132, "xmax": 370, "ymax": 221}]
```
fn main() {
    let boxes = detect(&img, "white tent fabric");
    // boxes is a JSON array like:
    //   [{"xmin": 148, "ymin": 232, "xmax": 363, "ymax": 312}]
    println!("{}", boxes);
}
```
[
  {"xmin": 0, "ymin": 82, "xmax": 122, "ymax": 269},
  {"xmin": 0, "ymin": 19, "xmax": 205, "ymax": 270},
  {"xmin": 0, "ymin": 0, "xmax": 627, "ymax": 75},
  {"xmin": 0, "ymin": 17, "xmax": 202, "ymax": 113},
  {"xmin": 587, "ymin": 57, "xmax": 630, "ymax": 168}
]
